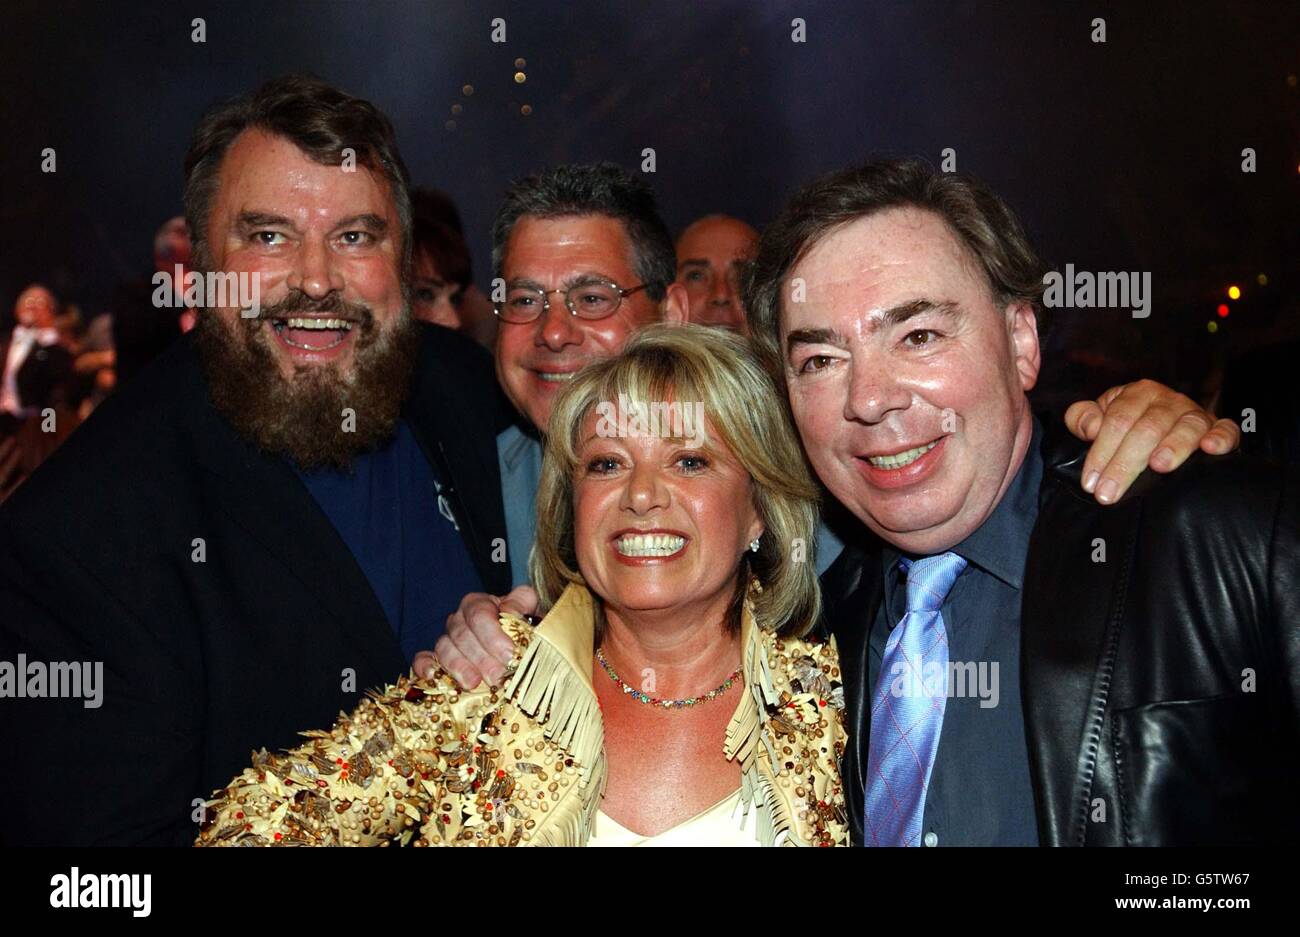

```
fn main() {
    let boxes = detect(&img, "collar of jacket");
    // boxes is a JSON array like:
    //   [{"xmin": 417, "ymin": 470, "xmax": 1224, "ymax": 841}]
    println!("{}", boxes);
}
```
[{"xmin": 500, "ymin": 581, "xmax": 849, "ymax": 846}]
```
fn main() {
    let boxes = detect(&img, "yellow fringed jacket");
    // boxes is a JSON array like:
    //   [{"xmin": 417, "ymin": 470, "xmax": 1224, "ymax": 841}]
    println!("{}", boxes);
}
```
[{"xmin": 195, "ymin": 583, "xmax": 849, "ymax": 846}]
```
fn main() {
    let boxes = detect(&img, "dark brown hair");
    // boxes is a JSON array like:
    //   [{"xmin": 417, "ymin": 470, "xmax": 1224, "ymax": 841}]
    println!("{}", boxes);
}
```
[
  {"xmin": 410, "ymin": 187, "xmax": 472, "ymax": 294},
  {"xmin": 183, "ymin": 74, "xmax": 412, "ymax": 274},
  {"xmin": 743, "ymin": 157, "xmax": 1048, "ymax": 382}
]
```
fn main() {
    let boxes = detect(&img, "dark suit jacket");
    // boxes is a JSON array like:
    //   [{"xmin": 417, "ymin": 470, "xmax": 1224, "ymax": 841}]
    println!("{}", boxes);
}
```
[
  {"xmin": 0, "ymin": 323, "xmax": 513, "ymax": 845},
  {"xmin": 824, "ymin": 427, "xmax": 1300, "ymax": 846}
]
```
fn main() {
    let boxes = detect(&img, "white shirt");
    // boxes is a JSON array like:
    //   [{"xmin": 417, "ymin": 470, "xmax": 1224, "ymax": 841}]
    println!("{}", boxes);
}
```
[{"xmin": 1, "ymin": 325, "xmax": 60, "ymax": 417}]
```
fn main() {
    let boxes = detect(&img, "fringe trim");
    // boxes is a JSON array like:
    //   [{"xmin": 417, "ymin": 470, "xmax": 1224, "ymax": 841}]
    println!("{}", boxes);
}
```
[
  {"xmin": 727, "ymin": 604, "xmax": 804, "ymax": 847},
  {"xmin": 501, "ymin": 616, "xmax": 607, "ymax": 846}
]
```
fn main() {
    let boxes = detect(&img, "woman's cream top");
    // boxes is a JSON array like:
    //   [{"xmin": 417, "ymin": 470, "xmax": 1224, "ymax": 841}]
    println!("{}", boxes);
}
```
[{"xmin": 589, "ymin": 790, "xmax": 762, "ymax": 847}]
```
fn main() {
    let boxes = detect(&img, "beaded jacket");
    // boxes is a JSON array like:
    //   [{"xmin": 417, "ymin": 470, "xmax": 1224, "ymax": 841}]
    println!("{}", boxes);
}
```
[{"xmin": 195, "ymin": 582, "xmax": 849, "ymax": 847}]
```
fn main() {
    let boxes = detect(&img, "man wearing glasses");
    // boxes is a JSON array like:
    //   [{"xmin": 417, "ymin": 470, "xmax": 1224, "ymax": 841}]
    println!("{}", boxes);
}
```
[{"xmin": 488, "ymin": 163, "xmax": 689, "ymax": 586}]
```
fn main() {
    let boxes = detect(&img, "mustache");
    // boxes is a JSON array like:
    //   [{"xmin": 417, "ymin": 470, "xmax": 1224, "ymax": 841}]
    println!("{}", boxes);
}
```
[{"xmin": 249, "ymin": 291, "xmax": 373, "ymax": 324}]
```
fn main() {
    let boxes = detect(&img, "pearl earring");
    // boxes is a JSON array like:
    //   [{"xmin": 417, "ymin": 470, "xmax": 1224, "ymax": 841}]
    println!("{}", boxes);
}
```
[{"xmin": 749, "ymin": 538, "xmax": 761, "ymax": 553}]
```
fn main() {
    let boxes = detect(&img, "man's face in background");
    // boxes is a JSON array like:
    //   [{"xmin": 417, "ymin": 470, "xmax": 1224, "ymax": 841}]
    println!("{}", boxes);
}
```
[
  {"xmin": 675, "ymin": 214, "xmax": 758, "ymax": 334},
  {"xmin": 193, "ymin": 128, "xmax": 418, "ymax": 468},
  {"xmin": 495, "ymin": 213, "xmax": 682, "ymax": 433},
  {"xmin": 14, "ymin": 286, "xmax": 57, "ymax": 329},
  {"xmin": 154, "ymin": 216, "xmax": 193, "ymax": 278}
]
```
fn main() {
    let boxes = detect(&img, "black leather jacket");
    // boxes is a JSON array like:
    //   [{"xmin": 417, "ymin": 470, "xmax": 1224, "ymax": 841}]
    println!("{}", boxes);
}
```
[{"xmin": 823, "ymin": 428, "xmax": 1300, "ymax": 845}]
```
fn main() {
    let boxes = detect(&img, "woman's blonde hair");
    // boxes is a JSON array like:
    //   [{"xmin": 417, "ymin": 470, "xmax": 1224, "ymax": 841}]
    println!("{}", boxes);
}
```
[{"xmin": 529, "ymin": 323, "xmax": 822, "ymax": 638}]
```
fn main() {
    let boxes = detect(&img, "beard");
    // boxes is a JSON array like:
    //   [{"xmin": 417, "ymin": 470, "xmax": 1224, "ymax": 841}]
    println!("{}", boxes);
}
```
[{"xmin": 194, "ymin": 291, "xmax": 420, "ymax": 471}]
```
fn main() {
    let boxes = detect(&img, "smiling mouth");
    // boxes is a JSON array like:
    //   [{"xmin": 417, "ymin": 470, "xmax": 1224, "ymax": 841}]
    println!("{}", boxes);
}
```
[
  {"xmin": 270, "ymin": 317, "xmax": 357, "ymax": 351},
  {"xmin": 864, "ymin": 439, "xmax": 940, "ymax": 469},
  {"xmin": 614, "ymin": 533, "xmax": 687, "ymax": 557},
  {"xmin": 534, "ymin": 370, "xmax": 577, "ymax": 383}
]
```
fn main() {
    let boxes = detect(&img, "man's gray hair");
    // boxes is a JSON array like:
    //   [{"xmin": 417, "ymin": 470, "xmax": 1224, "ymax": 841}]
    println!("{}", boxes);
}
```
[{"xmin": 490, "ymin": 162, "xmax": 676, "ymax": 301}]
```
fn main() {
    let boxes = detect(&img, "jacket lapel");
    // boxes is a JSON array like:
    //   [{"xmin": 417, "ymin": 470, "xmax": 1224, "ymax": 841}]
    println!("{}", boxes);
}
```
[
  {"xmin": 402, "ymin": 331, "xmax": 511, "ymax": 596},
  {"xmin": 819, "ymin": 540, "xmax": 882, "ymax": 845},
  {"xmin": 1021, "ymin": 433, "xmax": 1142, "ymax": 845}
]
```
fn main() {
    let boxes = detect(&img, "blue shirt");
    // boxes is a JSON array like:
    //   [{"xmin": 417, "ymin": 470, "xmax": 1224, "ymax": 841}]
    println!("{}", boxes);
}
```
[
  {"xmin": 295, "ymin": 420, "xmax": 483, "ymax": 664},
  {"xmin": 866, "ymin": 418, "xmax": 1044, "ymax": 846},
  {"xmin": 497, "ymin": 422, "xmax": 544, "ymax": 588}
]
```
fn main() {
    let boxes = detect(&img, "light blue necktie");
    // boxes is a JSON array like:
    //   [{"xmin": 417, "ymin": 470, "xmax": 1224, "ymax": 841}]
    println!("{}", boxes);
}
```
[{"xmin": 863, "ymin": 551, "xmax": 967, "ymax": 847}]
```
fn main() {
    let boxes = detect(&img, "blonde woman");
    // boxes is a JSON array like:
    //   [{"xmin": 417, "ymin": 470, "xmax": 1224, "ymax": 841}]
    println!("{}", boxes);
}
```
[{"xmin": 196, "ymin": 324, "xmax": 846, "ymax": 847}]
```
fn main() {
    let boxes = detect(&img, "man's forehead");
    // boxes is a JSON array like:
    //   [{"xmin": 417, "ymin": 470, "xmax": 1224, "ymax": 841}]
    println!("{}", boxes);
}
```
[
  {"xmin": 505, "ymin": 214, "xmax": 635, "ymax": 274},
  {"xmin": 677, "ymin": 218, "xmax": 756, "ymax": 258},
  {"xmin": 216, "ymin": 129, "xmax": 396, "ymax": 220},
  {"xmin": 785, "ymin": 209, "xmax": 980, "ymax": 314}
]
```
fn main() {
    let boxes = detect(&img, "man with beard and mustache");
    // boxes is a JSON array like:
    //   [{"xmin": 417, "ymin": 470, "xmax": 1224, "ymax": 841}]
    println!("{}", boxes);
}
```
[{"xmin": 0, "ymin": 75, "xmax": 512, "ymax": 845}]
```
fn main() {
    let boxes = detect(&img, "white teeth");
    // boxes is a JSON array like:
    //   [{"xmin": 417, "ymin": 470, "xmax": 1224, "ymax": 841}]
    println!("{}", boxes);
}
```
[
  {"xmin": 283, "ymin": 317, "xmax": 353, "ymax": 330},
  {"xmin": 537, "ymin": 372, "xmax": 575, "ymax": 383},
  {"xmin": 614, "ymin": 533, "xmax": 687, "ymax": 557},
  {"xmin": 867, "ymin": 440, "xmax": 939, "ymax": 469}
]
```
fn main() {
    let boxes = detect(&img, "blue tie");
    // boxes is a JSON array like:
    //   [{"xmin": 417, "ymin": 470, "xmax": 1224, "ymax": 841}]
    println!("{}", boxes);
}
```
[{"xmin": 863, "ymin": 551, "xmax": 968, "ymax": 846}]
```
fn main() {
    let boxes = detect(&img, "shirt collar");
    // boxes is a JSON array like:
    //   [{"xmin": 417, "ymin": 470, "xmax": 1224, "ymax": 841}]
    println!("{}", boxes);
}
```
[
  {"xmin": 497, "ymin": 421, "xmax": 542, "ymax": 473},
  {"xmin": 882, "ymin": 415, "xmax": 1044, "ymax": 591},
  {"xmin": 11, "ymin": 325, "xmax": 59, "ymax": 346}
]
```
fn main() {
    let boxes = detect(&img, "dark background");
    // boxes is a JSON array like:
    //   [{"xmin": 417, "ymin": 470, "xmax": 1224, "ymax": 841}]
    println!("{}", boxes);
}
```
[{"xmin": 1, "ymin": 0, "xmax": 1296, "ymax": 406}]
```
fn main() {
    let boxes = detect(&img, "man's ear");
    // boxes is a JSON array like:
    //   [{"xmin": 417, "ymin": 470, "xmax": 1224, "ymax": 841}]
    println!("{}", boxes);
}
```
[
  {"xmin": 662, "ymin": 283, "xmax": 689, "ymax": 325},
  {"xmin": 1009, "ymin": 302, "xmax": 1041, "ymax": 392}
]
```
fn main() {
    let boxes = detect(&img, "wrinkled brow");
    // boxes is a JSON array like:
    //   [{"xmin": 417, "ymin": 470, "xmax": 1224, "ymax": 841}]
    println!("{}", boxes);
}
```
[
  {"xmin": 333, "ymin": 213, "xmax": 388, "ymax": 234},
  {"xmin": 235, "ymin": 211, "xmax": 297, "ymax": 234},
  {"xmin": 786, "ymin": 326, "xmax": 848, "ymax": 354}
]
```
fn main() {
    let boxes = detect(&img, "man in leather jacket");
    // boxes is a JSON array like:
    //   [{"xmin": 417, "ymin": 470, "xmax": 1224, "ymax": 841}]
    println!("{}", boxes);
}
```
[{"xmin": 744, "ymin": 157, "xmax": 1297, "ymax": 846}]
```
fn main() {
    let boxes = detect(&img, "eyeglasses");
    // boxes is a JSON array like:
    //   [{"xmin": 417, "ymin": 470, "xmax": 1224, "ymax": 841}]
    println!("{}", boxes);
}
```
[{"xmin": 494, "ymin": 280, "xmax": 649, "ymax": 324}]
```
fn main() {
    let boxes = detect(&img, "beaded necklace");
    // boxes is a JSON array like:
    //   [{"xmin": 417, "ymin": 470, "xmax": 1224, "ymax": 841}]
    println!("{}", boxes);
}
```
[{"xmin": 595, "ymin": 647, "xmax": 742, "ymax": 710}]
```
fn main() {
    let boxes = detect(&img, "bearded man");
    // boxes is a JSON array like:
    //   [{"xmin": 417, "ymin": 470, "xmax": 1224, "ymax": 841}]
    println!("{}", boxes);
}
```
[{"xmin": 0, "ymin": 75, "xmax": 511, "ymax": 845}]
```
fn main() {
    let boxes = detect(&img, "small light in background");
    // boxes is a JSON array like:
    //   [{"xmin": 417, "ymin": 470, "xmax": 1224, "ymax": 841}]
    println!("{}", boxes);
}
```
[
  {"xmin": 1217, "ymin": 304, "xmax": 1230, "ymax": 318},
  {"xmin": 1207, "ymin": 321, "xmax": 1219, "ymax": 334},
  {"xmin": 514, "ymin": 71, "xmax": 526, "ymax": 84},
  {"xmin": 514, "ymin": 57, "xmax": 527, "ymax": 69},
  {"xmin": 1257, "ymin": 273, "xmax": 1268, "ymax": 286},
  {"xmin": 1227, "ymin": 285, "xmax": 1241, "ymax": 300},
  {"xmin": 462, "ymin": 84, "xmax": 474, "ymax": 96},
  {"xmin": 520, "ymin": 104, "xmax": 533, "ymax": 116}
]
